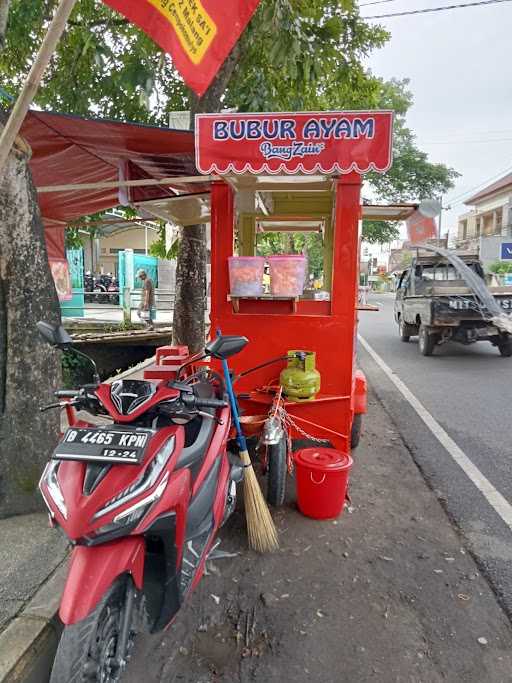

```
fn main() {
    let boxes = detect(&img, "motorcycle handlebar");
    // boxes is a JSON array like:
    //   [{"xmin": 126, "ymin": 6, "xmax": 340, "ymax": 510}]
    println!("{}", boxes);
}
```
[
  {"xmin": 54, "ymin": 390, "xmax": 80, "ymax": 399},
  {"xmin": 194, "ymin": 397, "xmax": 228, "ymax": 410}
]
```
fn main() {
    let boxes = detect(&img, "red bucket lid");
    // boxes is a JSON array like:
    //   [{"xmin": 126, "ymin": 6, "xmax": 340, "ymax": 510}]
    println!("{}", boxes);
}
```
[{"xmin": 294, "ymin": 448, "xmax": 352, "ymax": 472}]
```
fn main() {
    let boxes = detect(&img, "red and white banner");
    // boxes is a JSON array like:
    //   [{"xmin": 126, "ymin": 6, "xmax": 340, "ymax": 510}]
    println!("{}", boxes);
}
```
[
  {"xmin": 102, "ymin": 0, "xmax": 261, "ymax": 97},
  {"xmin": 406, "ymin": 210, "xmax": 437, "ymax": 244},
  {"xmin": 195, "ymin": 111, "xmax": 394, "ymax": 175}
]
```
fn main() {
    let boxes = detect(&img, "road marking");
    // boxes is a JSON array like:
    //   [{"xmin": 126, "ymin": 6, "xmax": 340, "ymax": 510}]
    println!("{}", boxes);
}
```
[{"xmin": 358, "ymin": 334, "xmax": 512, "ymax": 529}]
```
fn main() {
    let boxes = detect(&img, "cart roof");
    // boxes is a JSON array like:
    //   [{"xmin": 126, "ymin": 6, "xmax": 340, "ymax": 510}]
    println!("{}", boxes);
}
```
[
  {"xmin": 26, "ymin": 109, "xmax": 413, "ymax": 231},
  {"xmin": 22, "ymin": 109, "xmax": 202, "ymax": 230}
]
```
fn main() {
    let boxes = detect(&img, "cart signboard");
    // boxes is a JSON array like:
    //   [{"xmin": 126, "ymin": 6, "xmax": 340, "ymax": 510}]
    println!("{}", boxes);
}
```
[{"xmin": 195, "ymin": 111, "xmax": 394, "ymax": 175}]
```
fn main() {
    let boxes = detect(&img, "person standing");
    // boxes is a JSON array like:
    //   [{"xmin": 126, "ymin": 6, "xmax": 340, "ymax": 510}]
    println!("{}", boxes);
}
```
[{"xmin": 136, "ymin": 269, "xmax": 155, "ymax": 329}]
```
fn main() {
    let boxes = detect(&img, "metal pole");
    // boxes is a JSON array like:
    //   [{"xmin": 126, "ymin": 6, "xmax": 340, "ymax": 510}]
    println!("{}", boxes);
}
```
[
  {"xmin": 123, "ymin": 287, "xmax": 131, "ymax": 324},
  {"xmin": 0, "ymin": 0, "xmax": 79, "ymax": 177},
  {"xmin": 438, "ymin": 196, "xmax": 443, "ymax": 243}
]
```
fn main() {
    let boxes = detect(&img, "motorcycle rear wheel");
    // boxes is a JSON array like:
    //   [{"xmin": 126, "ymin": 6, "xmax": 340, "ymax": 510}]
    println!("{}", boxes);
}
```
[{"xmin": 50, "ymin": 576, "xmax": 138, "ymax": 683}]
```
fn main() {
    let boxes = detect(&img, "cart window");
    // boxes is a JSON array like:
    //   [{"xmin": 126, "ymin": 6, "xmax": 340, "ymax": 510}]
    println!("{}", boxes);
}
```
[{"xmin": 255, "ymin": 230, "xmax": 329, "ymax": 300}]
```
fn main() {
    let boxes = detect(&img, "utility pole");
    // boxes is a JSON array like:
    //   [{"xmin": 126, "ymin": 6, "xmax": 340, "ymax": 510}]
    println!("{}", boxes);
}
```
[{"xmin": 438, "ymin": 196, "xmax": 443, "ymax": 242}]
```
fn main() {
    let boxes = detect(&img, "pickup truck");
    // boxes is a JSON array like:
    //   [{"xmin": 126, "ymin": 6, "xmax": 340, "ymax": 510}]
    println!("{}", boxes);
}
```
[{"xmin": 394, "ymin": 252, "xmax": 512, "ymax": 356}]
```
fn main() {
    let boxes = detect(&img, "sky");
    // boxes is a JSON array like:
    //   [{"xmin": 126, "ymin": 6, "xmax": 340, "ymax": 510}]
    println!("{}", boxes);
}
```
[{"xmin": 362, "ymin": 0, "xmax": 512, "ymax": 240}]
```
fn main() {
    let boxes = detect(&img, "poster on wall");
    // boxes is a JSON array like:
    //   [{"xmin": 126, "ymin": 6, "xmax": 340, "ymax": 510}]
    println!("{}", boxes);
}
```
[
  {"xmin": 195, "ymin": 111, "xmax": 394, "ymax": 175},
  {"xmin": 49, "ymin": 258, "xmax": 73, "ymax": 302}
]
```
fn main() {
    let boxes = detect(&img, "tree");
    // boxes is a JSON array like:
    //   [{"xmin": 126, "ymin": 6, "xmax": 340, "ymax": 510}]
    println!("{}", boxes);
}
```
[
  {"xmin": 1, "ymin": 0, "xmax": 459, "ymax": 351},
  {"xmin": 362, "ymin": 219, "xmax": 400, "ymax": 245},
  {"xmin": 2, "ymin": 0, "xmax": 391, "ymax": 348},
  {"xmin": 0, "ymin": 0, "xmax": 9, "ymax": 49},
  {"xmin": 0, "ymin": 111, "xmax": 61, "ymax": 517},
  {"xmin": 361, "ymin": 79, "xmax": 459, "ymax": 244},
  {"xmin": 488, "ymin": 260, "xmax": 512, "ymax": 275}
]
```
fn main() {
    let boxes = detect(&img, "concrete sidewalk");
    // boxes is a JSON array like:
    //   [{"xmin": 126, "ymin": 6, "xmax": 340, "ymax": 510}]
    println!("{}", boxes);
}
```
[{"xmin": 2, "ymin": 387, "xmax": 512, "ymax": 682}]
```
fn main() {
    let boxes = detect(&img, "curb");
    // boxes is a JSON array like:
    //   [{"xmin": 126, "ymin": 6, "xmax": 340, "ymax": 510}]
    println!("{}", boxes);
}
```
[{"xmin": 0, "ymin": 562, "xmax": 67, "ymax": 683}]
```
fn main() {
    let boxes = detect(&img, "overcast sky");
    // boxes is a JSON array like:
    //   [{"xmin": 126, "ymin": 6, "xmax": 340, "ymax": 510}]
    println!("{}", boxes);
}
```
[{"xmin": 362, "ymin": 0, "xmax": 512, "ymax": 238}]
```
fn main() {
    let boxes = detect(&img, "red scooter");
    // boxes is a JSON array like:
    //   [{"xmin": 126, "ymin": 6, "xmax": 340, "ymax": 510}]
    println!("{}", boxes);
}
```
[{"xmin": 36, "ymin": 322, "xmax": 247, "ymax": 682}]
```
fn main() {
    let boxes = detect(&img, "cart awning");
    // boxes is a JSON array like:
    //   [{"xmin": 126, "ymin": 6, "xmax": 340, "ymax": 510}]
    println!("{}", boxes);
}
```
[
  {"xmin": 361, "ymin": 204, "xmax": 418, "ymax": 221},
  {"xmin": 22, "ymin": 110, "xmax": 203, "ymax": 232}
]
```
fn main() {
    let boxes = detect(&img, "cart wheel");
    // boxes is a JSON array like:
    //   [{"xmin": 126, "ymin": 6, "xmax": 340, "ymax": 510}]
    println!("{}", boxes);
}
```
[
  {"xmin": 266, "ymin": 436, "xmax": 287, "ymax": 507},
  {"xmin": 418, "ymin": 325, "xmax": 436, "ymax": 356},
  {"xmin": 351, "ymin": 413, "xmax": 363, "ymax": 449}
]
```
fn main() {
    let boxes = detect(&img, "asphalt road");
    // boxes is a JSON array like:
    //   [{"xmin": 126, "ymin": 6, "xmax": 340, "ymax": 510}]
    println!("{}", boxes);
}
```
[{"xmin": 358, "ymin": 292, "xmax": 512, "ymax": 618}]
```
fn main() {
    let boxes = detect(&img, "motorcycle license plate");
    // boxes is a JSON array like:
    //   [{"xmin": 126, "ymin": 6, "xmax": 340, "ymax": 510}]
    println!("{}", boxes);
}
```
[{"xmin": 53, "ymin": 427, "xmax": 152, "ymax": 465}]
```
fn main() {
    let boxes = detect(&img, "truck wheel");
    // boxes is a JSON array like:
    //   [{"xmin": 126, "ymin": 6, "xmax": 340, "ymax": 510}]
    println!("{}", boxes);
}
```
[
  {"xmin": 418, "ymin": 325, "xmax": 436, "ymax": 356},
  {"xmin": 351, "ymin": 413, "xmax": 363, "ymax": 449},
  {"xmin": 498, "ymin": 341, "xmax": 512, "ymax": 357},
  {"xmin": 399, "ymin": 319, "xmax": 411, "ymax": 342},
  {"xmin": 266, "ymin": 436, "xmax": 287, "ymax": 507}
]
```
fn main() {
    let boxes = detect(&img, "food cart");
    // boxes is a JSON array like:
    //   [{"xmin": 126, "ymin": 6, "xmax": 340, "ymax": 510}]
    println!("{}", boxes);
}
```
[{"xmin": 187, "ymin": 111, "xmax": 394, "ymax": 503}]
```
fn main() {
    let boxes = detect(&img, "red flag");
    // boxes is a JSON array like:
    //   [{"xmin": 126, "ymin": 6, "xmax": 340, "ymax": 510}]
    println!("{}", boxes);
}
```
[
  {"xmin": 103, "ymin": 0, "xmax": 261, "ymax": 97},
  {"xmin": 406, "ymin": 210, "xmax": 437, "ymax": 244}
]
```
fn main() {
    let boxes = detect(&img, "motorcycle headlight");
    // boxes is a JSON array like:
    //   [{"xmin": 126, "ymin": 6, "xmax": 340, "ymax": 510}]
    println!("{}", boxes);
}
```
[
  {"xmin": 90, "ymin": 473, "xmax": 169, "ymax": 540},
  {"xmin": 40, "ymin": 461, "xmax": 67, "ymax": 519},
  {"xmin": 93, "ymin": 436, "xmax": 175, "ymax": 521}
]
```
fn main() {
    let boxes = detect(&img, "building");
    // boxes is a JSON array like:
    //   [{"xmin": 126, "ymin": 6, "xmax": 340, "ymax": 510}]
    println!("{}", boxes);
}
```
[
  {"xmin": 457, "ymin": 173, "xmax": 512, "ymax": 267},
  {"xmin": 81, "ymin": 212, "xmax": 161, "ymax": 275}
]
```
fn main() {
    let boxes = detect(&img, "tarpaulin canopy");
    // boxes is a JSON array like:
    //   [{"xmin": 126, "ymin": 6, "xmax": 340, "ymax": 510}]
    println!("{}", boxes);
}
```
[{"xmin": 21, "ymin": 110, "xmax": 203, "ymax": 256}]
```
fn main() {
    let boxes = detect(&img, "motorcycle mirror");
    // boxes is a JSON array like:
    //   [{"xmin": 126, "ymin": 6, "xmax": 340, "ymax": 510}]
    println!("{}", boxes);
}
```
[
  {"xmin": 37, "ymin": 321, "xmax": 100, "ymax": 384},
  {"xmin": 36, "ymin": 321, "xmax": 73, "ymax": 349},
  {"xmin": 205, "ymin": 335, "xmax": 248, "ymax": 360},
  {"xmin": 170, "ymin": 380, "xmax": 194, "ymax": 393}
]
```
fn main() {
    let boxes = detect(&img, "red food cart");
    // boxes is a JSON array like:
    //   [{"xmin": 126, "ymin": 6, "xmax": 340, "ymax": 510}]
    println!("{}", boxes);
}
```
[{"xmin": 155, "ymin": 110, "xmax": 395, "ymax": 506}]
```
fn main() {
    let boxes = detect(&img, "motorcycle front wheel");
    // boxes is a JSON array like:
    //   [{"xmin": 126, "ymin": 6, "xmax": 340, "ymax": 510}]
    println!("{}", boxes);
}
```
[{"xmin": 50, "ymin": 576, "xmax": 139, "ymax": 683}]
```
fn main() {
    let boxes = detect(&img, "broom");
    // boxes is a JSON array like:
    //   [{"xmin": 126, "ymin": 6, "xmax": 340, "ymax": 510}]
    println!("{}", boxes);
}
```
[{"xmin": 219, "ymin": 343, "xmax": 279, "ymax": 553}]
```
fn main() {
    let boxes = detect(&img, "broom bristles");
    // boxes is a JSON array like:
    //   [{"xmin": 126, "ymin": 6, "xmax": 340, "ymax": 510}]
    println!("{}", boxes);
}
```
[{"xmin": 240, "ymin": 449, "xmax": 279, "ymax": 553}]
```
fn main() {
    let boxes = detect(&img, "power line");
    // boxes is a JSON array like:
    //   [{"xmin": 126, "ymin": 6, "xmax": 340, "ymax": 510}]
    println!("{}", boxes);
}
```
[
  {"xmin": 426, "ymin": 137, "xmax": 512, "ymax": 144},
  {"xmin": 359, "ymin": 0, "xmax": 400, "ymax": 6},
  {"xmin": 363, "ymin": 0, "xmax": 512, "ymax": 19}
]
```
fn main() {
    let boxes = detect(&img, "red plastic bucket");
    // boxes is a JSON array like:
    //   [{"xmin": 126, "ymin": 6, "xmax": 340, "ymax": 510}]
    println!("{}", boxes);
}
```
[{"xmin": 294, "ymin": 448, "xmax": 353, "ymax": 520}]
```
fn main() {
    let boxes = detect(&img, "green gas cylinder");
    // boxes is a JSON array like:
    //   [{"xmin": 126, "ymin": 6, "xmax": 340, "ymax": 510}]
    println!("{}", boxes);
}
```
[{"xmin": 279, "ymin": 350, "xmax": 321, "ymax": 402}]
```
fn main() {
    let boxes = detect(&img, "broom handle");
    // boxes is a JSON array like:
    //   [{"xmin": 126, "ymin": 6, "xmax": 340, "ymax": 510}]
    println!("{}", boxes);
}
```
[
  {"xmin": 221, "ymin": 355, "xmax": 248, "ymax": 453},
  {"xmin": 217, "ymin": 330, "xmax": 248, "ymax": 453}
]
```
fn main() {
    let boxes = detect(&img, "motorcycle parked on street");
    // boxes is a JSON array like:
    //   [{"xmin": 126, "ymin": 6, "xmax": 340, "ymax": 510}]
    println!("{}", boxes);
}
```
[{"xmin": 36, "ymin": 322, "xmax": 247, "ymax": 682}]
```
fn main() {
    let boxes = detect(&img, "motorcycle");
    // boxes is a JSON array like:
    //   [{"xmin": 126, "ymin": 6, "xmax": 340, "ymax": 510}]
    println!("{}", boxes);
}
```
[
  {"xmin": 84, "ymin": 271, "xmax": 95, "ymax": 304},
  {"xmin": 107, "ymin": 275, "xmax": 120, "ymax": 305},
  {"xmin": 84, "ymin": 272, "xmax": 110, "ymax": 304},
  {"xmin": 36, "ymin": 321, "xmax": 247, "ymax": 682}
]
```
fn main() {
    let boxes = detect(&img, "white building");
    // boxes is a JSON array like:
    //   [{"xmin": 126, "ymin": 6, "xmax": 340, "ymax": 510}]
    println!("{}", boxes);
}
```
[{"xmin": 457, "ymin": 173, "xmax": 512, "ymax": 267}]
